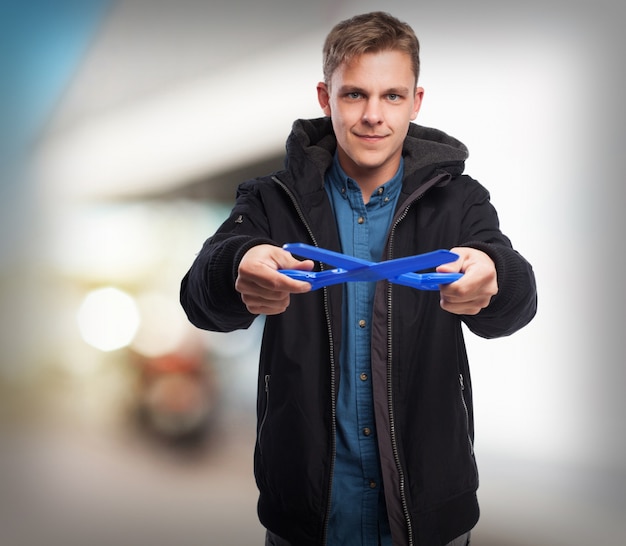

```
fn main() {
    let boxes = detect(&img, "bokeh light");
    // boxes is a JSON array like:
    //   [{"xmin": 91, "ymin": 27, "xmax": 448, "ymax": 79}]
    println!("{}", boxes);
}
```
[{"xmin": 77, "ymin": 286, "xmax": 140, "ymax": 352}]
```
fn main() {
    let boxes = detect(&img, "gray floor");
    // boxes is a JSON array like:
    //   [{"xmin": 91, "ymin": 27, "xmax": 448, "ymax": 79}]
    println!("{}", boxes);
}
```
[
  {"xmin": 1, "ymin": 403, "xmax": 624, "ymax": 546},
  {"xmin": 0, "ymin": 414, "xmax": 264, "ymax": 546}
]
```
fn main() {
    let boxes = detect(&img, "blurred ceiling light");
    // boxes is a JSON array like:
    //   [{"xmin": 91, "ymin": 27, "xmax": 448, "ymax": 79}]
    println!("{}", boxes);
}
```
[
  {"xmin": 51, "ymin": 203, "xmax": 162, "ymax": 283},
  {"xmin": 36, "ymin": 33, "xmax": 323, "ymax": 201},
  {"xmin": 77, "ymin": 287, "xmax": 140, "ymax": 352}
]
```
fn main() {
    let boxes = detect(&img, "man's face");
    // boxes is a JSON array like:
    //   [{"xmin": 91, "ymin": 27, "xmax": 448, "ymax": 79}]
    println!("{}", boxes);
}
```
[{"xmin": 317, "ymin": 50, "xmax": 423, "ymax": 186}]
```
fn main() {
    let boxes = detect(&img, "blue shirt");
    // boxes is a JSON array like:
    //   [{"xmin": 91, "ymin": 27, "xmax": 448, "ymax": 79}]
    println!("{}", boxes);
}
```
[{"xmin": 324, "ymin": 154, "xmax": 403, "ymax": 546}]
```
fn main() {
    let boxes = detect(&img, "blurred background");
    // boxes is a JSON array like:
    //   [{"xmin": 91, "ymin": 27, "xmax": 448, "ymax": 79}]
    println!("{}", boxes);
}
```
[{"xmin": 1, "ymin": 0, "xmax": 624, "ymax": 545}]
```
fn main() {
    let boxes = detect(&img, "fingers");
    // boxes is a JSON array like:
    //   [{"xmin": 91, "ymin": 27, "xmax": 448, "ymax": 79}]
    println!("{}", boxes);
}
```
[
  {"xmin": 238, "ymin": 289, "xmax": 293, "ymax": 316},
  {"xmin": 439, "ymin": 285, "xmax": 494, "ymax": 315},
  {"xmin": 236, "ymin": 244, "xmax": 313, "ymax": 315},
  {"xmin": 437, "ymin": 247, "xmax": 498, "ymax": 315}
]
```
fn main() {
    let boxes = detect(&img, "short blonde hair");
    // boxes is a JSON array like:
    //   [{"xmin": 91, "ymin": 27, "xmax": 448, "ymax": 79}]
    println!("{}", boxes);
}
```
[{"xmin": 322, "ymin": 12, "xmax": 420, "ymax": 86}]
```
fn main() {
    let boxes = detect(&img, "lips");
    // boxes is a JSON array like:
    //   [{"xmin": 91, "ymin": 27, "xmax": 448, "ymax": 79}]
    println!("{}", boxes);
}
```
[{"xmin": 356, "ymin": 134, "xmax": 387, "ymax": 141}]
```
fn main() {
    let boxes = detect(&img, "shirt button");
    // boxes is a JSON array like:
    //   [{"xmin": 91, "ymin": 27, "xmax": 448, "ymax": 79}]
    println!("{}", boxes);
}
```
[
  {"xmin": 358, "ymin": 319, "xmax": 366, "ymax": 328},
  {"xmin": 360, "ymin": 373, "xmax": 368, "ymax": 381},
  {"xmin": 369, "ymin": 481, "xmax": 377, "ymax": 489},
  {"xmin": 357, "ymin": 216, "xmax": 365, "ymax": 224},
  {"xmin": 377, "ymin": 187, "xmax": 384, "ymax": 195},
  {"xmin": 363, "ymin": 428, "xmax": 372, "ymax": 436}
]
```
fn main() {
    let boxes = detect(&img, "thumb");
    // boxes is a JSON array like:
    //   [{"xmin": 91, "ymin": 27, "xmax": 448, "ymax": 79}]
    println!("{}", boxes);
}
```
[
  {"xmin": 436, "ymin": 250, "xmax": 463, "ymax": 273},
  {"xmin": 283, "ymin": 254, "xmax": 315, "ymax": 272}
]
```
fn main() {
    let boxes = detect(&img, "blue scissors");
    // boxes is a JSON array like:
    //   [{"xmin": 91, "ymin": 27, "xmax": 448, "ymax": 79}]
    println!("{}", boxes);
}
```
[{"xmin": 279, "ymin": 243, "xmax": 463, "ymax": 291}]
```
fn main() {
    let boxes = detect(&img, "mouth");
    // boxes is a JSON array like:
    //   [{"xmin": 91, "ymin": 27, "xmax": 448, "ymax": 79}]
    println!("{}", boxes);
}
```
[{"xmin": 356, "ymin": 133, "xmax": 387, "ymax": 142}]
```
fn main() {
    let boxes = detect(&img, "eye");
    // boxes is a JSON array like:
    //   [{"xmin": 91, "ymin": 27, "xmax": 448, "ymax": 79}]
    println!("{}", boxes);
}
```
[
  {"xmin": 347, "ymin": 91, "xmax": 362, "ymax": 99},
  {"xmin": 387, "ymin": 94, "xmax": 401, "ymax": 101}
]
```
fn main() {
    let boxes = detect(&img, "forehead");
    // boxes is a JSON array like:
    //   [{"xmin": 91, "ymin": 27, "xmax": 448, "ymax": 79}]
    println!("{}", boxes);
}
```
[{"xmin": 330, "ymin": 50, "xmax": 416, "ymax": 90}]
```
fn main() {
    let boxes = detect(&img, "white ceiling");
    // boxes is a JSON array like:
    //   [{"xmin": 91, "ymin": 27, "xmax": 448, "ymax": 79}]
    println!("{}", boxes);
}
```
[
  {"xmin": 37, "ymin": 0, "xmax": 345, "ymax": 200},
  {"xmin": 35, "ymin": 0, "xmax": 619, "ymax": 202},
  {"xmin": 45, "ymin": 0, "xmax": 343, "ymax": 132}
]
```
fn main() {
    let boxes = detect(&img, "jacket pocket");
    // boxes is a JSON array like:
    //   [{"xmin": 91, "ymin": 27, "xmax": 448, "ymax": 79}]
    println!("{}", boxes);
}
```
[
  {"xmin": 258, "ymin": 374, "xmax": 271, "ymax": 455},
  {"xmin": 458, "ymin": 373, "xmax": 474, "ymax": 455}
]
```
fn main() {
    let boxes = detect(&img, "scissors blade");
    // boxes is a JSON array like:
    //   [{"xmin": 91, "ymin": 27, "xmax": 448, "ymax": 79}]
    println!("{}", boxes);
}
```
[
  {"xmin": 283, "ymin": 243, "xmax": 372, "ymax": 270},
  {"xmin": 284, "ymin": 243, "xmax": 458, "ymax": 273},
  {"xmin": 320, "ymin": 249, "xmax": 459, "ymax": 284},
  {"xmin": 366, "ymin": 249, "xmax": 459, "ymax": 279},
  {"xmin": 281, "ymin": 243, "xmax": 461, "ymax": 290},
  {"xmin": 282, "ymin": 243, "xmax": 376, "ymax": 287},
  {"xmin": 285, "ymin": 243, "xmax": 458, "ymax": 274}
]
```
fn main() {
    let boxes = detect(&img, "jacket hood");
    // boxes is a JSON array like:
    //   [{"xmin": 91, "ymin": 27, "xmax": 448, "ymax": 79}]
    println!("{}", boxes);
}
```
[{"xmin": 285, "ymin": 117, "xmax": 469, "ymax": 183}]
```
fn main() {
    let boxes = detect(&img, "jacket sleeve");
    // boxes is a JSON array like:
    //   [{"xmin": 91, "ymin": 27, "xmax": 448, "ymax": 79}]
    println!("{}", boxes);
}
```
[
  {"xmin": 179, "ymin": 181, "xmax": 276, "ymax": 332},
  {"xmin": 456, "ymin": 177, "xmax": 537, "ymax": 338}
]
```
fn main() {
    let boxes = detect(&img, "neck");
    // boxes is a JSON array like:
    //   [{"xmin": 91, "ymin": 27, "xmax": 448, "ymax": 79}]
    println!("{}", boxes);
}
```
[{"xmin": 336, "ymin": 150, "xmax": 401, "ymax": 203}]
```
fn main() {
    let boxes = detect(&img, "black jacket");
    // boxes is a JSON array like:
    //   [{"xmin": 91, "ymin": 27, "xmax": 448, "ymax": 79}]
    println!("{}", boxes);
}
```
[{"xmin": 180, "ymin": 117, "xmax": 537, "ymax": 546}]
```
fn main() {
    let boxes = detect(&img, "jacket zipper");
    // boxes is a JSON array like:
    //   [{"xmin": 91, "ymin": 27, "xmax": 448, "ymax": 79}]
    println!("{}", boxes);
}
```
[
  {"xmin": 272, "ymin": 176, "xmax": 337, "ymax": 546},
  {"xmin": 386, "ymin": 206, "xmax": 414, "ymax": 546},
  {"xmin": 385, "ymin": 172, "xmax": 449, "ymax": 546}
]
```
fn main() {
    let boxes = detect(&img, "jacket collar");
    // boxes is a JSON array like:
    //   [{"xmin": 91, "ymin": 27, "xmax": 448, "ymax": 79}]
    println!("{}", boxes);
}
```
[{"xmin": 283, "ymin": 117, "xmax": 468, "ymax": 194}]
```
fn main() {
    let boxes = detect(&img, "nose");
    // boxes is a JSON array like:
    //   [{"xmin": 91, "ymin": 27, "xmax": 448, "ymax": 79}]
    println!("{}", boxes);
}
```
[{"xmin": 362, "ymin": 98, "xmax": 383, "ymax": 125}]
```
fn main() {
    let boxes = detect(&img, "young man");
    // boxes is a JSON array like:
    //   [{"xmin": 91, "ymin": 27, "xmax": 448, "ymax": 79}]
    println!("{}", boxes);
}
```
[{"xmin": 180, "ymin": 11, "xmax": 536, "ymax": 546}]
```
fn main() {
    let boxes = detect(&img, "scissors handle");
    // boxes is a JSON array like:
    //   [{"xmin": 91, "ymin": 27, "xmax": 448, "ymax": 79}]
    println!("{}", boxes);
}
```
[
  {"xmin": 279, "ymin": 269, "xmax": 463, "ymax": 291},
  {"xmin": 391, "ymin": 272, "xmax": 463, "ymax": 290},
  {"xmin": 278, "ymin": 268, "xmax": 353, "ymax": 290}
]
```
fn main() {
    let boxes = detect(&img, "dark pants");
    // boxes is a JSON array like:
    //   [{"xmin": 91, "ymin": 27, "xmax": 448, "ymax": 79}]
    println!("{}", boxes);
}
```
[{"xmin": 265, "ymin": 529, "xmax": 471, "ymax": 545}]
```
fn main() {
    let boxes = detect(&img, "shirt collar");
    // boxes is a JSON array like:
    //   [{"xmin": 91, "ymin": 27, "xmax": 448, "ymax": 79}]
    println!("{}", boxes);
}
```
[{"xmin": 326, "ymin": 152, "xmax": 404, "ymax": 208}]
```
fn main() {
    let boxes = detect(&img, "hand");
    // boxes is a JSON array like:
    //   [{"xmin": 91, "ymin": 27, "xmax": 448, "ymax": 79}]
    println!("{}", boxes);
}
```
[
  {"xmin": 235, "ymin": 244, "xmax": 313, "ymax": 315},
  {"xmin": 436, "ymin": 247, "xmax": 498, "ymax": 315}
]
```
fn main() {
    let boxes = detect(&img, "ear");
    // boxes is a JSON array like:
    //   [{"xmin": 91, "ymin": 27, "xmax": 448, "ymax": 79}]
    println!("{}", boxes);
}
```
[
  {"xmin": 317, "ymin": 82, "xmax": 332, "ymax": 117},
  {"xmin": 410, "ymin": 86, "xmax": 425, "ymax": 121}
]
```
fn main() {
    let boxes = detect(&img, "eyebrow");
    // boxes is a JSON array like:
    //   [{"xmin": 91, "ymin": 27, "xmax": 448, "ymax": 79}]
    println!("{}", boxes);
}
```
[{"xmin": 338, "ymin": 85, "xmax": 411, "ymax": 96}]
